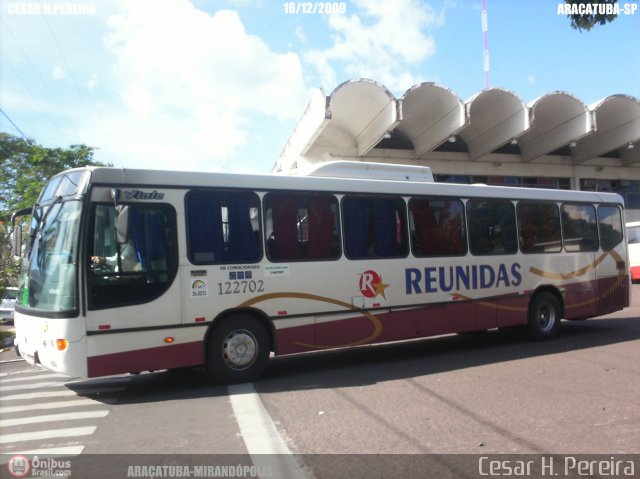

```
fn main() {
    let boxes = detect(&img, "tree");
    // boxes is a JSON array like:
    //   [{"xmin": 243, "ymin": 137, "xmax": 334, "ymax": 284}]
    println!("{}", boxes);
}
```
[
  {"xmin": 0, "ymin": 133, "xmax": 109, "ymax": 220},
  {"xmin": 0, "ymin": 132, "xmax": 110, "ymax": 288},
  {"xmin": 564, "ymin": 0, "xmax": 619, "ymax": 31},
  {"xmin": 0, "ymin": 223, "xmax": 19, "ymax": 294}
]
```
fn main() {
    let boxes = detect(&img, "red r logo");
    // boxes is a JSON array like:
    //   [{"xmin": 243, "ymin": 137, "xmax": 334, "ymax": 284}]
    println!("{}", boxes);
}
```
[{"xmin": 359, "ymin": 270, "xmax": 389, "ymax": 299}]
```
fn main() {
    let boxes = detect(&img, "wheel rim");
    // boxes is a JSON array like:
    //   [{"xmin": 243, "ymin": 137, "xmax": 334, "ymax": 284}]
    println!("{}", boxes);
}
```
[
  {"xmin": 536, "ymin": 302, "xmax": 556, "ymax": 333},
  {"xmin": 222, "ymin": 330, "xmax": 258, "ymax": 370}
]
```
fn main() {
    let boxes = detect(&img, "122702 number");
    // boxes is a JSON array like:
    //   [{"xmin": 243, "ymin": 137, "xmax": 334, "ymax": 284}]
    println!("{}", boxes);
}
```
[{"xmin": 217, "ymin": 280, "xmax": 265, "ymax": 295}]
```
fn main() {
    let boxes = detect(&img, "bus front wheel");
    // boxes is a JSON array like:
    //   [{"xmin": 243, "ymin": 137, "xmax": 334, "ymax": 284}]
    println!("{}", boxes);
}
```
[
  {"xmin": 207, "ymin": 316, "xmax": 270, "ymax": 384},
  {"xmin": 528, "ymin": 292, "xmax": 561, "ymax": 340}
]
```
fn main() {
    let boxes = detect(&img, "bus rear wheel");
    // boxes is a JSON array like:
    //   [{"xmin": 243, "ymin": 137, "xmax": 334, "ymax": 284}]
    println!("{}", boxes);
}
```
[
  {"xmin": 528, "ymin": 292, "xmax": 561, "ymax": 340},
  {"xmin": 207, "ymin": 315, "xmax": 270, "ymax": 384}
]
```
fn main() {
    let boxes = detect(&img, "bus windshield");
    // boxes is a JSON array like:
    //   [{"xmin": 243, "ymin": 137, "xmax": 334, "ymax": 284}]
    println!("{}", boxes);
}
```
[
  {"xmin": 18, "ymin": 200, "xmax": 82, "ymax": 313},
  {"xmin": 16, "ymin": 169, "xmax": 90, "ymax": 314}
]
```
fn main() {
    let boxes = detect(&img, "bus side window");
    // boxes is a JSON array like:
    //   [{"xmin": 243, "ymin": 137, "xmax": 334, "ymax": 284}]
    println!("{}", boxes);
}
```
[
  {"xmin": 307, "ymin": 195, "xmax": 339, "ymax": 259},
  {"xmin": 267, "ymin": 195, "xmax": 301, "ymax": 260},
  {"xmin": 186, "ymin": 190, "xmax": 261, "ymax": 264},
  {"xmin": 342, "ymin": 195, "xmax": 408, "ymax": 259},
  {"xmin": 88, "ymin": 203, "xmax": 178, "ymax": 309},
  {"xmin": 597, "ymin": 205, "xmax": 623, "ymax": 251},
  {"xmin": 90, "ymin": 205, "xmax": 174, "ymax": 274},
  {"xmin": 561, "ymin": 204, "xmax": 599, "ymax": 252},
  {"xmin": 467, "ymin": 199, "xmax": 517, "ymax": 256},
  {"xmin": 517, "ymin": 202, "xmax": 561, "ymax": 254},
  {"xmin": 264, "ymin": 192, "xmax": 340, "ymax": 262},
  {"xmin": 409, "ymin": 198, "xmax": 466, "ymax": 257}
]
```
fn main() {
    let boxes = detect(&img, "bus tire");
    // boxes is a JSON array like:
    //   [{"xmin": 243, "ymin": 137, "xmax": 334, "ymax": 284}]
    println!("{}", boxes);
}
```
[
  {"xmin": 207, "ymin": 315, "xmax": 270, "ymax": 384},
  {"xmin": 527, "ymin": 292, "xmax": 561, "ymax": 340}
]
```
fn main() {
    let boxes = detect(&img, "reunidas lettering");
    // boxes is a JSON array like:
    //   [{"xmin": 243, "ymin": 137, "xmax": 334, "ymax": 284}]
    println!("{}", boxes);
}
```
[{"xmin": 406, "ymin": 263, "xmax": 522, "ymax": 294}]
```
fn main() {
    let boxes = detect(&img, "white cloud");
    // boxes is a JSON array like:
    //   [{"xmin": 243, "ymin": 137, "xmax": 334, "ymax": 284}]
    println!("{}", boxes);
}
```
[
  {"xmin": 87, "ymin": 74, "xmax": 98, "ymax": 91},
  {"xmin": 84, "ymin": 106, "xmax": 247, "ymax": 171},
  {"xmin": 528, "ymin": 75, "xmax": 536, "ymax": 84},
  {"xmin": 52, "ymin": 66, "xmax": 66, "ymax": 80},
  {"xmin": 295, "ymin": 26, "xmax": 307, "ymax": 44},
  {"xmin": 100, "ymin": 0, "xmax": 309, "ymax": 170},
  {"xmin": 304, "ymin": 0, "xmax": 442, "ymax": 93}
]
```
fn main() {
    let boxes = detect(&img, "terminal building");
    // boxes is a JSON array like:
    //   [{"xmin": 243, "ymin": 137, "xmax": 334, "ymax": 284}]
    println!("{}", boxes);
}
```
[{"xmin": 273, "ymin": 79, "xmax": 640, "ymax": 220}]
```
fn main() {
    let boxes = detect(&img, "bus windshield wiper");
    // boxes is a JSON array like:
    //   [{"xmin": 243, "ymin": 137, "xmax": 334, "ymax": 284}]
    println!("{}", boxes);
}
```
[
  {"xmin": 38, "ymin": 195, "xmax": 64, "ymax": 232},
  {"xmin": 28, "ymin": 196, "xmax": 64, "ymax": 256}
]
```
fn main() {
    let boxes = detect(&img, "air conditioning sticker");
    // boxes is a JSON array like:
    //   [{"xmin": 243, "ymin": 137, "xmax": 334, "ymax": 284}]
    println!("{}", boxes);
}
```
[
  {"xmin": 191, "ymin": 279, "xmax": 208, "ymax": 298},
  {"xmin": 265, "ymin": 265, "xmax": 289, "ymax": 277}
]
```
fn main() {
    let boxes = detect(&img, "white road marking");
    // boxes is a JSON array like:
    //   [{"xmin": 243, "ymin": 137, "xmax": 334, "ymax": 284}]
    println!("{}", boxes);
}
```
[
  {"xmin": 0, "ymin": 369, "xmax": 108, "ymax": 457},
  {"xmin": 1, "ymin": 390, "xmax": 77, "ymax": 401},
  {"xmin": 0, "ymin": 368, "xmax": 47, "ymax": 378},
  {"xmin": 0, "ymin": 410, "xmax": 109, "ymax": 428},
  {"xmin": 0, "ymin": 381, "xmax": 68, "ymax": 392},
  {"xmin": 0, "ymin": 399, "xmax": 97, "ymax": 414},
  {"xmin": 0, "ymin": 445, "xmax": 84, "ymax": 461},
  {"xmin": 0, "ymin": 426, "xmax": 97, "ymax": 444},
  {"xmin": 228, "ymin": 383, "xmax": 312, "ymax": 479},
  {"xmin": 0, "ymin": 358, "xmax": 27, "ymax": 365},
  {"xmin": 0, "ymin": 373, "xmax": 68, "ymax": 383}
]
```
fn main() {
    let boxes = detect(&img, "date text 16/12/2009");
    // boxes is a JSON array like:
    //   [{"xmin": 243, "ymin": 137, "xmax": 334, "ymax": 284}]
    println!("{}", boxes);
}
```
[{"xmin": 283, "ymin": 2, "xmax": 346, "ymax": 14}]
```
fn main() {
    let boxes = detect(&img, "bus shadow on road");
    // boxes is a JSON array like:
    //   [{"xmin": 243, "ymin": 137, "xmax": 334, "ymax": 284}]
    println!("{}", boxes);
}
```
[
  {"xmin": 65, "ymin": 315, "xmax": 639, "ymax": 403},
  {"xmin": 258, "ymin": 315, "xmax": 640, "ymax": 392},
  {"xmin": 65, "ymin": 366, "xmax": 224, "ymax": 404}
]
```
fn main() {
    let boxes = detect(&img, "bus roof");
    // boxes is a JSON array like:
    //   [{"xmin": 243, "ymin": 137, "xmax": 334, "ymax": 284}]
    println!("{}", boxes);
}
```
[
  {"xmin": 82, "ymin": 164, "xmax": 624, "ymax": 205},
  {"xmin": 301, "ymin": 161, "xmax": 434, "ymax": 182}
]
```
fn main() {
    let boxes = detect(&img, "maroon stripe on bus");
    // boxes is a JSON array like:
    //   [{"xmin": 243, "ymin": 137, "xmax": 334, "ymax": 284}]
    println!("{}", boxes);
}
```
[{"xmin": 87, "ymin": 341, "xmax": 203, "ymax": 377}]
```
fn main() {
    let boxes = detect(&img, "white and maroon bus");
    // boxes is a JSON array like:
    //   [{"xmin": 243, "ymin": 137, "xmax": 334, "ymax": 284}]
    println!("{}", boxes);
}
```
[{"xmin": 13, "ymin": 162, "xmax": 630, "ymax": 383}]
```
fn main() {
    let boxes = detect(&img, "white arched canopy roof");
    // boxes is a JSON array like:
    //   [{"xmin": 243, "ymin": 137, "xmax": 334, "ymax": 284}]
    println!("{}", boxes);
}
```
[
  {"xmin": 459, "ymin": 88, "xmax": 529, "ymax": 161},
  {"xmin": 573, "ymin": 95, "xmax": 640, "ymax": 165},
  {"xmin": 519, "ymin": 92, "xmax": 593, "ymax": 163},
  {"xmin": 397, "ymin": 83, "xmax": 467, "ymax": 159},
  {"xmin": 320, "ymin": 79, "xmax": 400, "ymax": 156},
  {"xmin": 275, "ymin": 79, "xmax": 640, "ymax": 172}
]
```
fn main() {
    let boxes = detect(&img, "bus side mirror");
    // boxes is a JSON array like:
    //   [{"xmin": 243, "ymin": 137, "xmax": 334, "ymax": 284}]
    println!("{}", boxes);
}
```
[
  {"xmin": 12, "ymin": 225, "xmax": 22, "ymax": 257},
  {"xmin": 11, "ymin": 207, "xmax": 32, "ymax": 258},
  {"xmin": 115, "ymin": 205, "xmax": 130, "ymax": 244}
]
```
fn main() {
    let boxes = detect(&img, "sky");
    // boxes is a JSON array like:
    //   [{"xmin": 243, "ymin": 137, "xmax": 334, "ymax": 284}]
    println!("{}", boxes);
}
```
[{"xmin": 1, "ymin": 0, "xmax": 638, "ymax": 174}]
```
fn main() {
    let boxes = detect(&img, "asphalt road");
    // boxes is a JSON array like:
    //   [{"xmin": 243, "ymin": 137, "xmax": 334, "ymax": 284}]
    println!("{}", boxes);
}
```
[{"xmin": 1, "ymin": 286, "xmax": 639, "ymax": 477}]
